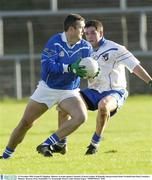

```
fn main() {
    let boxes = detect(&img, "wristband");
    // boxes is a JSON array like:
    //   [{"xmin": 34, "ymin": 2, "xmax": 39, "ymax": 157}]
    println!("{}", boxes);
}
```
[{"xmin": 148, "ymin": 80, "xmax": 152, "ymax": 87}]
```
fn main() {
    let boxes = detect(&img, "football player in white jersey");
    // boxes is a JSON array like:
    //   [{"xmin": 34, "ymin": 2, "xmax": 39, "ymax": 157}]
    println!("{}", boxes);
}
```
[
  {"xmin": 81, "ymin": 20, "xmax": 152, "ymax": 154},
  {"xmin": 52, "ymin": 19, "xmax": 152, "ymax": 155}
]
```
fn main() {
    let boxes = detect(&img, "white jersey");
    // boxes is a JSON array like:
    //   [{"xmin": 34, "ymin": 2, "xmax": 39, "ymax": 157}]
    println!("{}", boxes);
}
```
[{"xmin": 88, "ymin": 38, "xmax": 140, "ymax": 92}]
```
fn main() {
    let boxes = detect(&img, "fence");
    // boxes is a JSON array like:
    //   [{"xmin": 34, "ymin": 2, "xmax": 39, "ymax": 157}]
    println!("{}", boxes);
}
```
[{"xmin": 0, "ymin": 0, "xmax": 152, "ymax": 99}]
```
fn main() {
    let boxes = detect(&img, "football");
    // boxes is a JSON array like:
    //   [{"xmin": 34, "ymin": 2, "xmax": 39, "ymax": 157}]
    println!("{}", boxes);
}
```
[{"xmin": 79, "ymin": 57, "xmax": 99, "ymax": 79}]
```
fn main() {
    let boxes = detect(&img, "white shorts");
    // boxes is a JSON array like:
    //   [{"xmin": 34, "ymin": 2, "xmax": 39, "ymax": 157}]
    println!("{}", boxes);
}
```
[{"xmin": 30, "ymin": 81, "xmax": 81, "ymax": 108}]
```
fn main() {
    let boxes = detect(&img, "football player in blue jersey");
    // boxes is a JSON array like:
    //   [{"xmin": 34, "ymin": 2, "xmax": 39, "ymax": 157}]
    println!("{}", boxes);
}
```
[
  {"xmin": 52, "ymin": 19, "xmax": 152, "ymax": 155},
  {"xmin": 0, "ymin": 14, "xmax": 93, "ymax": 159}
]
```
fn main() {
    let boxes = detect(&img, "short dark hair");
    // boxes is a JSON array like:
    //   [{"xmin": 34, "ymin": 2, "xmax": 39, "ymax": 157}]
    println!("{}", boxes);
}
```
[
  {"xmin": 64, "ymin": 14, "xmax": 85, "ymax": 31},
  {"xmin": 85, "ymin": 20, "xmax": 103, "ymax": 32}
]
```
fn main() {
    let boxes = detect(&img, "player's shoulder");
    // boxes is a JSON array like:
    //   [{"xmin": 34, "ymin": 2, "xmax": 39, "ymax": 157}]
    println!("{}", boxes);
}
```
[
  {"xmin": 105, "ymin": 39, "xmax": 128, "ymax": 53},
  {"xmin": 81, "ymin": 39, "xmax": 92, "ymax": 48},
  {"xmin": 47, "ymin": 33, "xmax": 61, "ymax": 43},
  {"xmin": 106, "ymin": 39, "xmax": 123, "ymax": 48}
]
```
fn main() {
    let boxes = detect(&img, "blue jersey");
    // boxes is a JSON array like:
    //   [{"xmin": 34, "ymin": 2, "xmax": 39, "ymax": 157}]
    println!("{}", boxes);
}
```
[{"xmin": 41, "ymin": 32, "xmax": 93, "ymax": 90}]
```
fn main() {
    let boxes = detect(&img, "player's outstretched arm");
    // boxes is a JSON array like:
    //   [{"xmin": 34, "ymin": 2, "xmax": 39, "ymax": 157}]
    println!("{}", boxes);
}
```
[{"xmin": 133, "ymin": 65, "xmax": 152, "ymax": 86}]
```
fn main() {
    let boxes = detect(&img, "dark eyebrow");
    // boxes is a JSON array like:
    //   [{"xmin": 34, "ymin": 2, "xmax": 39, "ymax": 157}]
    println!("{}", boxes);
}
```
[{"xmin": 84, "ymin": 30, "xmax": 96, "ymax": 34}]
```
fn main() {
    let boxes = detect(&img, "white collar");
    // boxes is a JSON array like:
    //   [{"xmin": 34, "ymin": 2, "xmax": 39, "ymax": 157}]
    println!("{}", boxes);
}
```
[{"xmin": 61, "ymin": 32, "xmax": 68, "ymax": 42}]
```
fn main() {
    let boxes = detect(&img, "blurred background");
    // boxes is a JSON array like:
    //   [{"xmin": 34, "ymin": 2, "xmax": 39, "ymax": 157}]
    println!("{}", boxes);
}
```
[{"xmin": 0, "ymin": 0, "xmax": 152, "ymax": 99}]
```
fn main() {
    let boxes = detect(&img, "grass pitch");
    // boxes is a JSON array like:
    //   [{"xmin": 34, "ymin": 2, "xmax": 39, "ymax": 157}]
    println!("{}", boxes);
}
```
[{"xmin": 0, "ymin": 95, "xmax": 152, "ymax": 174}]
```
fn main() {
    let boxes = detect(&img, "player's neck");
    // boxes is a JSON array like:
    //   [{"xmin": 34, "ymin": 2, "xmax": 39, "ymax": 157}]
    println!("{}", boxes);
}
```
[
  {"xmin": 68, "ymin": 40, "xmax": 75, "ymax": 46},
  {"xmin": 93, "ymin": 44, "xmax": 99, "ymax": 51},
  {"xmin": 68, "ymin": 38, "xmax": 77, "ymax": 46},
  {"xmin": 65, "ymin": 33, "xmax": 79, "ymax": 46}
]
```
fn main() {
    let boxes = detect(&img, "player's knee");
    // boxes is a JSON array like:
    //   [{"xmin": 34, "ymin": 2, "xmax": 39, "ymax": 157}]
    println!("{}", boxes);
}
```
[
  {"xmin": 80, "ymin": 111, "xmax": 88, "ymax": 123},
  {"xmin": 98, "ymin": 101, "xmax": 109, "ymax": 114},
  {"xmin": 75, "ymin": 111, "xmax": 88, "ymax": 125}
]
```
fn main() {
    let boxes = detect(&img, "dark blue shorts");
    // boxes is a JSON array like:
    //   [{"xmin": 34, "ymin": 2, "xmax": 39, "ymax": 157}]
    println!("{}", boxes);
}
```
[{"xmin": 80, "ymin": 88, "xmax": 128, "ymax": 116}]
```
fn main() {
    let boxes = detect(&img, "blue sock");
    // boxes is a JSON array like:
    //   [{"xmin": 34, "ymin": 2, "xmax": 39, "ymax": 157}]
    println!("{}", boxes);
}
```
[
  {"xmin": 42, "ymin": 133, "xmax": 60, "ymax": 146},
  {"xmin": 2, "ymin": 147, "xmax": 14, "ymax": 159},
  {"xmin": 57, "ymin": 138, "xmax": 67, "ymax": 147},
  {"xmin": 91, "ymin": 132, "xmax": 101, "ymax": 146}
]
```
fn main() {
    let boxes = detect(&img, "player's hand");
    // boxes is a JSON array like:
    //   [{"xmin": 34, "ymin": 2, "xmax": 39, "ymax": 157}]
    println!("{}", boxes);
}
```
[
  {"xmin": 148, "ymin": 80, "xmax": 152, "ymax": 87},
  {"xmin": 68, "ymin": 59, "xmax": 87, "ymax": 77}
]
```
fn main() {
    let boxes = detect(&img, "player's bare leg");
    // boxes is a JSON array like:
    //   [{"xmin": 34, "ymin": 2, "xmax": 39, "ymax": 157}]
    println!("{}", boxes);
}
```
[
  {"xmin": 96, "ymin": 96, "xmax": 117, "ymax": 136},
  {"xmin": 86, "ymin": 96, "xmax": 117, "ymax": 155},
  {"xmin": 51, "ymin": 110, "xmax": 70, "ymax": 154},
  {"xmin": 1, "ymin": 100, "xmax": 48, "ymax": 159},
  {"xmin": 37, "ymin": 96, "xmax": 87, "ymax": 157},
  {"xmin": 58, "ymin": 109, "xmax": 70, "ymax": 130},
  {"xmin": 56, "ymin": 97, "xmax": 87, "ymax": 138}
]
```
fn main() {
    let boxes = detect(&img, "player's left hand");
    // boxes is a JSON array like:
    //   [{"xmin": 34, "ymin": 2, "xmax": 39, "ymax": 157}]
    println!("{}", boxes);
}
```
[
  {"xmin": 148, "ymin": 80, "xmax": 152, "ymax": 87},
  {"xmin": 68, "ymin": 59, "xmax": 87, "ymax": 78}
]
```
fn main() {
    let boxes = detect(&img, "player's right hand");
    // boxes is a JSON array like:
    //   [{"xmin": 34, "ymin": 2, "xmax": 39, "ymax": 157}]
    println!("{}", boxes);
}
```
[
  {"xmin": 148, "ymin": 80, "xmax": 152, "ymax": 87},
  {"xmin": 68, "ymin": 59, "xmax": 87, "ymax": 78}
]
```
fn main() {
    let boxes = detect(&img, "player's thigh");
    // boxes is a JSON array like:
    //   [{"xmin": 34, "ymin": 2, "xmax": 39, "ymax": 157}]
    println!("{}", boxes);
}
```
[
  {"xmin": 22, "ymin": 99, "xmax": 48, "ymax": 123},
  {"xmin": 98, "ymin": 95, "xmax": 117, "ymax": 112},
  {"xmin": 59, "ymin": 97, "xmax": 87, "ymax": 118}
]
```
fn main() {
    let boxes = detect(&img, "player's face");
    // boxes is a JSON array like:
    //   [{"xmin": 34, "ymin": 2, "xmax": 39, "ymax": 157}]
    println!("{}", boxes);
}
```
[
  {"xmin": 73, "ymin": 20, "xmax": 85, "ymax": 40},
  {"xmin": 84, "ymin": 26, "xmax": 103, "ymax": 48}
]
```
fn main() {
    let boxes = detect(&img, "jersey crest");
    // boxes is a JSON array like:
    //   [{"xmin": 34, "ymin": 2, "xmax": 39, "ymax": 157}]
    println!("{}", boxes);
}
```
[
  {"xmin": 102, "ymin": 53, "xmax": 109, "ymax": 61},
  {"xmin": 59, "ymin": 51, "xmax": 65, "ymax": 57}
]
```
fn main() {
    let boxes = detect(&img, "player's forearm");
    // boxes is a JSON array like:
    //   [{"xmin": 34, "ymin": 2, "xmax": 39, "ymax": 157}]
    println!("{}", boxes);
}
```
[
  {"xmin": 133, "ymin": 65, "xmax": 152, "ymax": 84},
  {"xmin": 41, "ymin": 59, "xmax": 64, "ymax": 74}
]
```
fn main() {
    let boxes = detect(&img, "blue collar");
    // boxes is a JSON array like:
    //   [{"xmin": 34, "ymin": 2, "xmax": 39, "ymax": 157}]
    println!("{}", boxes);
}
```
[
  {"xmin": 98, "ymin": 37, "xmax": 106, "ymax": 47},
  {"xmin": 94, "ymin": 37, "xmax": 106, "ymax": 51}
]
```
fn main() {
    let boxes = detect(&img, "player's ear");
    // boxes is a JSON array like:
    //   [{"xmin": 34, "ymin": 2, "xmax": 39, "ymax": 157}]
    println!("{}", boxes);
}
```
[{"xmin": 69, "ymin": 26, "xmax": 75, "ymax": 32}]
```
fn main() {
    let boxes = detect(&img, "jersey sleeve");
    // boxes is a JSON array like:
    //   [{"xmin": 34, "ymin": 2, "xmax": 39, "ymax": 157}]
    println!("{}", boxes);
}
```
[
  {"xmin": 116, "ymin": 46, "xmax": 140, "ymax": 72},
  {"xmin": 41, "ymin": 38, "xmax": 64, "ymax": 74}
]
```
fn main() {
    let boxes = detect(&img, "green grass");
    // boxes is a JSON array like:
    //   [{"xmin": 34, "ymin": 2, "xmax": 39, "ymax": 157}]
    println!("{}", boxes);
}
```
[{"xmin": 0, "ymin": 95, "xmax": 152, "ymax": 174}]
